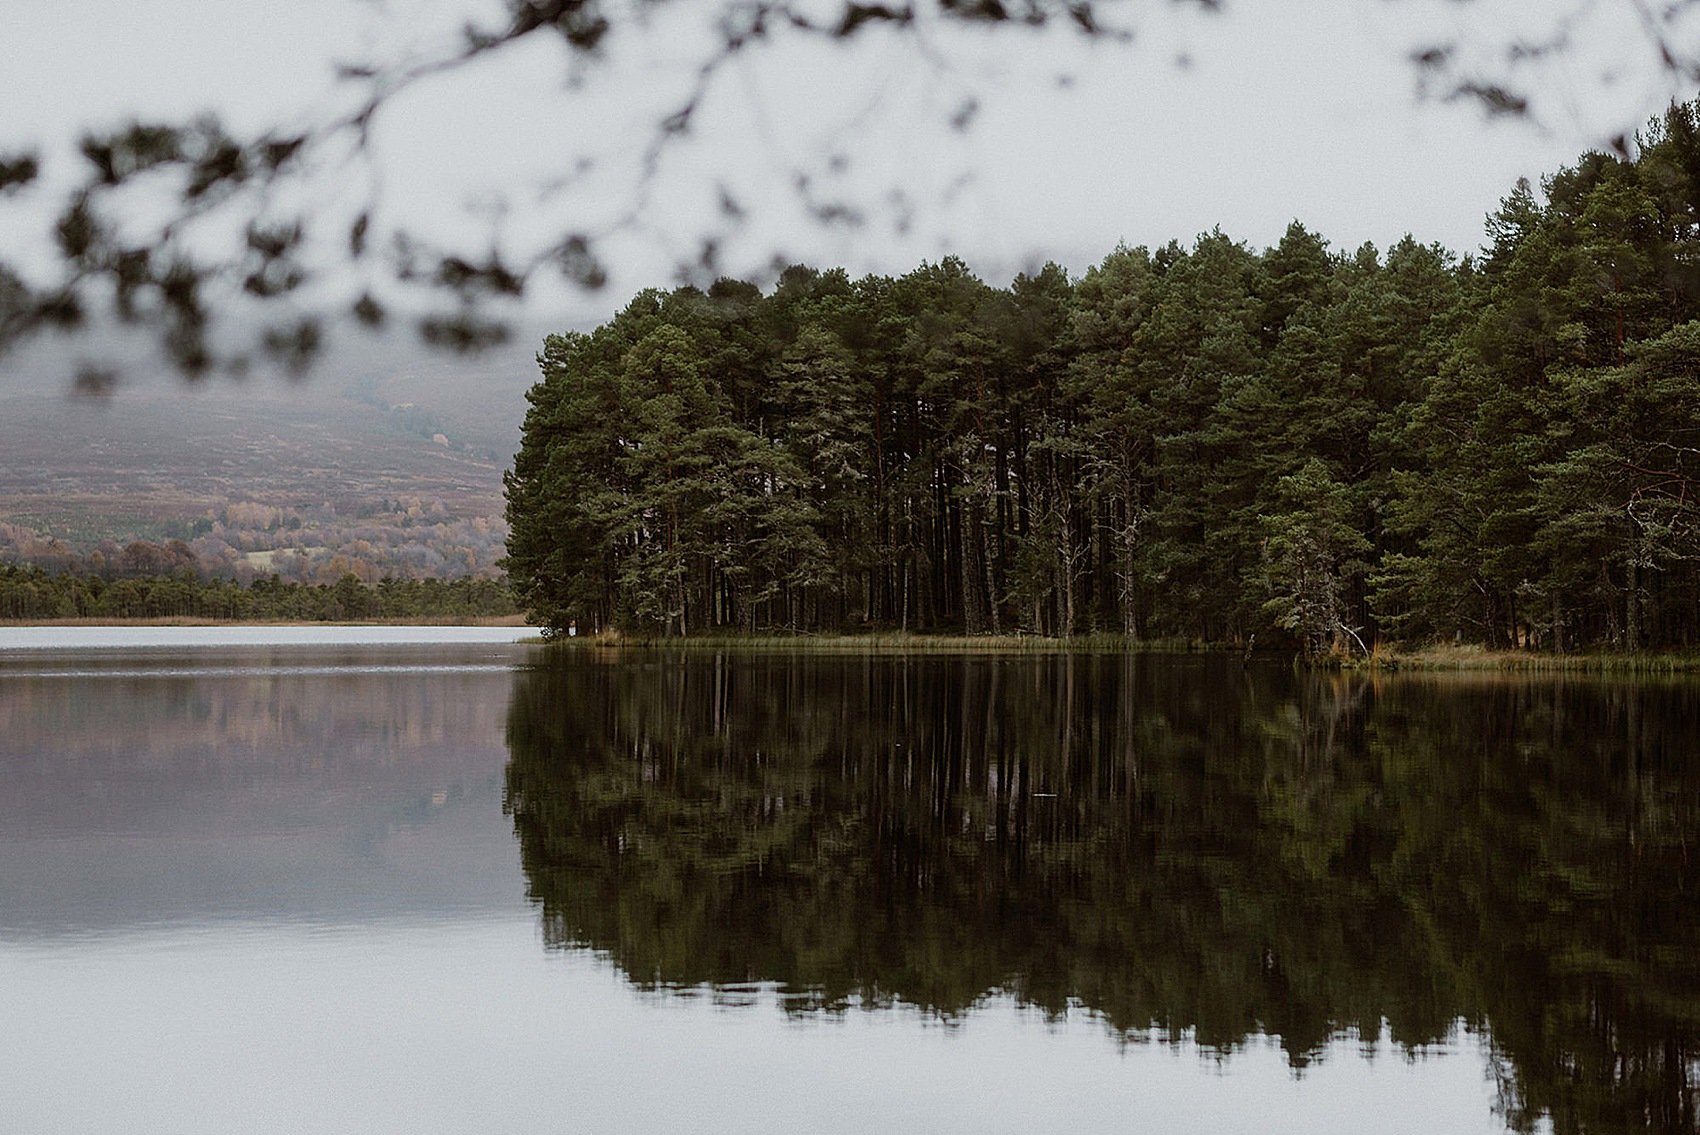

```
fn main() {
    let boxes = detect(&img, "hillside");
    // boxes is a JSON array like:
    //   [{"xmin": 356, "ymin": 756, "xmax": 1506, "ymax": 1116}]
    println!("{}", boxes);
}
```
[{"xmin": 0, "ymin": 329, "xmax": 550, "ymax": 581}]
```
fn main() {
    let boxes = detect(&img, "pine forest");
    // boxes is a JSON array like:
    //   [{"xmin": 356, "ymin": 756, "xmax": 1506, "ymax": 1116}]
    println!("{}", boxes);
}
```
[{"xmin": 505, "ymin": 102, "xmax": 1700, "ymax": 653}]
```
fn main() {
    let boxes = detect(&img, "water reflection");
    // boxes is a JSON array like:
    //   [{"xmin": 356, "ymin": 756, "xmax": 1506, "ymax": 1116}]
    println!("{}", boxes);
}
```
[
  {"xmin": 0, "ymin": 644, "xmax": 530, "ymax": 933},
  {"xmin": 505, "ymin": 653, "xmax": 1700, "ymax": 1134}
]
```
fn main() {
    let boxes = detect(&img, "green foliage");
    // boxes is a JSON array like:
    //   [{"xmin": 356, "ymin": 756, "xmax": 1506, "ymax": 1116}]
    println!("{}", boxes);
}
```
[
  {"xmin": 1254, "ymin": 459, "xmax": 1371, "ymax": 656},
  {"xmin": 507, "ymin": 100, "xmax": 1700, "ymax": 652},
  {"xmin": 0, "ymin": 563, "xmax": 518, "ymax": 621}
]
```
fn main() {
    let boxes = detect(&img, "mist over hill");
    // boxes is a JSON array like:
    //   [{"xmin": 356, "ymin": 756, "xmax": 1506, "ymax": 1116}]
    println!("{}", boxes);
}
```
[{"xmin": 0, "ymin": 328, "xmax": 561, "ymax": 582}]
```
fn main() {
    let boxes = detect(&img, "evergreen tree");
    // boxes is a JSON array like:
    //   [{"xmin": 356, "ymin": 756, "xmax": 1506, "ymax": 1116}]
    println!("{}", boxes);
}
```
[{"xmin": 502, "ymin": 98, "xmax": 1700, "ymax": 651}]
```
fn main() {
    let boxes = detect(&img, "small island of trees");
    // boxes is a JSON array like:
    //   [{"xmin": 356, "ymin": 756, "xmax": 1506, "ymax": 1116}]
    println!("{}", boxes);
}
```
[{"xmin": 506, "ymin": 101, "xmax": 1700, "ymax": 654}]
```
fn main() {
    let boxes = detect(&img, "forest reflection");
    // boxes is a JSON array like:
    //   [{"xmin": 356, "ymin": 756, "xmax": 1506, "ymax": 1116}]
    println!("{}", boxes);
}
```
[{"xmin": 504, "ymin": 652, "xmax": 1700, "ymax": 1133}]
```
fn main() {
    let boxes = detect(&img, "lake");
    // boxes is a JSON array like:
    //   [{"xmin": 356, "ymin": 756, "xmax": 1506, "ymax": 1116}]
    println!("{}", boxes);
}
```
[{"xmin": 2, "ymin": 634, "xmax": 1694, "ymax": 1133}]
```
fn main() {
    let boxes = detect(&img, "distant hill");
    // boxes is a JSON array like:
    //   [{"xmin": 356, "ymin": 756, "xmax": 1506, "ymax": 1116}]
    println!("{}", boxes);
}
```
[{"xmin": 0, "ymin": 328, "xmax": 563, "ymax": 580}]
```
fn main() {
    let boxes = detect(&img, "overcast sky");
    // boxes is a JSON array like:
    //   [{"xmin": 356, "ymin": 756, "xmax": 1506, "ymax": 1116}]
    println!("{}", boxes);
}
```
[{"xmin": 3, "ymin": 0, "xmax": 1695, "ymax": 328}]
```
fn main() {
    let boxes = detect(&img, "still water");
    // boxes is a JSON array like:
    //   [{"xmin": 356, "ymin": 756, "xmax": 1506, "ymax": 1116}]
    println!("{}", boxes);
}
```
[{"xmin": 2, "ymin": 637, "xmax": 1694, "ymax": 1133}]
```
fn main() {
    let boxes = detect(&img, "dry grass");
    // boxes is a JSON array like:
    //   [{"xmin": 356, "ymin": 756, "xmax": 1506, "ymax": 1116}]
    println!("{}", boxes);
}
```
[
  {"xmin": 1357, "ymin": 642, "xmax": 1700, "ymax": 673},
  {"xmin": 539, "ymin": 631, "xmax": 1222, "ymax": 655}
]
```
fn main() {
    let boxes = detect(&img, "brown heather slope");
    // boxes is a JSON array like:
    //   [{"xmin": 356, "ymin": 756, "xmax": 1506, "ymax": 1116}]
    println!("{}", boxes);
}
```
[{"xmin": 0, "ymin": 331, "xmax": 549, "ymax": 572}]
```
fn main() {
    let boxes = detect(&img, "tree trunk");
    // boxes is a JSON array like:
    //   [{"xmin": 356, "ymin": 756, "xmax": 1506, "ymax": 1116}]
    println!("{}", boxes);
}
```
[
  {"xmin": 1059, "ymin": 510, "xmax": 1077, "ymax": 637},
  {"xmin": 960, "ymin": 495, "xmax": 987, "ymax": 635},
  {"xmin": 901, "ymin": 555, "xmax": 910, "ymax": 634},
  {"xmin": 1627, "ymin": 557, "xmax": 1642, "ymax": 651},
  {"xmin": 1601, "ymin": 560, "xmax": 1622, "ymax": 647},
  {"xmin": 1117, "ymin": 496, "xmax": 1140, "ymax": 638}
]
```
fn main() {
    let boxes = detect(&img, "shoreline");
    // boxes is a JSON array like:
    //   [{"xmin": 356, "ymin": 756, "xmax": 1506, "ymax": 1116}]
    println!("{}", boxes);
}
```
[
  {"xmin": 10, "ymin": 619, "xmax": 1697, "ymax": 670},
  {"xmin": 542, "ymin": 632, "xmax": 1700, "ymax": 670},
  {"xmin": 1356, "ymin": 645, "xmax": 1700, "ymax": 673},
  {"xmin": 0, "ymin": 614, "xmax": 530, "ymax": 628},
  {"xmin": 535, "ymin": 632, "xmax": 1216, "ymax": 654}
]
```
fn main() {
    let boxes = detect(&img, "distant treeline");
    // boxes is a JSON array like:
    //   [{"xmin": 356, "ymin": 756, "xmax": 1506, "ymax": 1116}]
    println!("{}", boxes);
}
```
[
  {"xmin": 0, "ymin": 564, "xmax": 518, "ymax": 621},
  {"xmin": 507, "ymin": 101, "xmax": 1700, "ymax": 653},
  {"xmin": 1, "ymin": 499, "xmax": 507, "ymax": 586}
]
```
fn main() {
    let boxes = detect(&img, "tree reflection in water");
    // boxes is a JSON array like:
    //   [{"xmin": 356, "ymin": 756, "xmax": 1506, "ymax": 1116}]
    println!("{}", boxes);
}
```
[{"xmin": 504, "ymin": 652, "xmax": 1700, "ymax": 1133}]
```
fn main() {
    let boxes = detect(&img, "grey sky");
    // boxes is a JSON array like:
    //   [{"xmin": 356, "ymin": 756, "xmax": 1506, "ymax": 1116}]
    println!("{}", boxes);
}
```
[{"xmin": 3, "ymin": 0, "xmax": 1693, "ymax": 326}]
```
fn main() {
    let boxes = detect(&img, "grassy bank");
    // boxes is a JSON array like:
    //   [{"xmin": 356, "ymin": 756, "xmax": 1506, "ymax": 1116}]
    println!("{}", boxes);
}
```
[
  {"xmin": 536, "ymin": 631, "xmax": 1230, "ymax": 654},
  {"xmin": 18, "ymin": 619, "xmax": 1684, "ymax": 669},
  {"xmin": 1350, "ymin": 643, "xmax": 1700, "ymax": 673},
  {"xmin": 538, "ymin": 631, "xmax": 1700, "ymax": 671}
]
